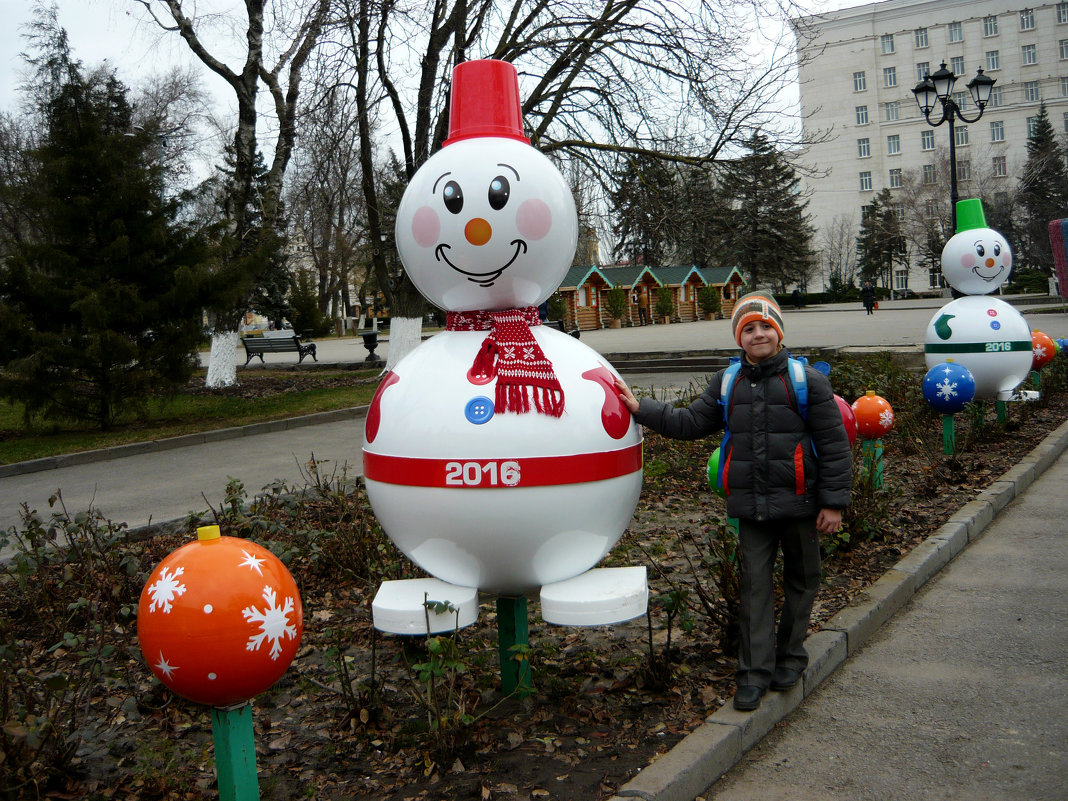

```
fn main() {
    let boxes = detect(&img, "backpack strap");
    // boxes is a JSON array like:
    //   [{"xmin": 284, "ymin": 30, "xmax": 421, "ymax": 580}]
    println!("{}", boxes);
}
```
[
  {"xmin": 787, "ymin": 356, "xmax": 808, "ymax": 419},
  {"xmin": 715, "ymin": 359, "xmax": 742, "ymax": 493}
]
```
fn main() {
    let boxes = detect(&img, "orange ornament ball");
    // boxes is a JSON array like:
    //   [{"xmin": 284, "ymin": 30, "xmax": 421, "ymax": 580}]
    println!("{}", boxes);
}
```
[
  {"xmin": 1031, "ymin": 330, "xmax": 1056, "ymax": 371},
  {"xmin": 851, "ymin": 390, "xmax": 894, "ymax": 439},
  {"xmin": 138, "ymin": 526, "xmax": 303, "ymax": 707}
]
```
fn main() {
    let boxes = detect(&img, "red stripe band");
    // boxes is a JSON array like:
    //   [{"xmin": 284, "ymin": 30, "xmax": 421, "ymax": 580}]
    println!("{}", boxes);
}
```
[{"xmin": 363, "ymin": 443, "xmax": 643, "ymax": 489}]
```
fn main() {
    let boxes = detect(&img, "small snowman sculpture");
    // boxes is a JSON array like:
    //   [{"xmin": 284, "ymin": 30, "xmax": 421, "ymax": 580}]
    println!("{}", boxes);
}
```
[
  {"xmin": 924, "ymin": 198, "xmax": 1033, "ymax": 401},
  {"xmin": 363, "ymin": 60, "xmax": 646, "ymax": 634}
]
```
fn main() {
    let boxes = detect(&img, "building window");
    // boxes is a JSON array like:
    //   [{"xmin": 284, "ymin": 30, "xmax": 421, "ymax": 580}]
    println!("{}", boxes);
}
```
[
  {"xmin": 859, "ymin": 171, "xmax": 872, "ymax": 191},
  {"xmin": 921, "ymin": 130, "xmax": 935, "ymax": 150},
  {"xmin": 957, "ymin": 160, "xmax": 971, "ymax": 181},
  {"xmin": 1064, "ymin": 111, "xmax": 1068, "ymax": 133},
  {"xmin": 984, "ymin": 15, "xmax": 999, "ymax": 36},
  {"xmin": 889, "ymin": 168, "xmax": 903, "ymax": 189},
  {"xmin": 953, "ymin": 91, "xmax": 968, "ymax": 112},
  {"xmin": 1059, "ymin": 3, "xmax": 1068, "ymax": 24},
  {"xmin": 928, "ymin": 265, "xmax": 942, "ymax": 289},
  {"xmin": 986, "ymin": 50, "xmax": 1000, "ymax": 71},
  {"xmin": 1022, "ymin": 44, "xmax": 1037, "ymax": 65},
  {"xmin": 892, "ymin": 202, "xmax": 906, "ymax": 219},
  {"xmin": 989, "ymin": 86, "xmax": 1004, "ymax": 107},
  {"xmin": 992, "ymin": 155, "xmax": 1007, "ymax": 177},
  {"xmin": 854, "ymin": 71, "xmax": 867, "ymax": 91},
  {"xmin": 881, "ymin": 33, "xmax": 895, "ymax": 54},
  {"xmin": 887, "ymin": 134, "xmax": 901, "ymax": 155},
  {"xmin": 1062, "ymin": 77, "xmax": 1068, "ymax": 96},
  {"xmin": 1024, "ymin": 80, "xmax": 1040, "ymax": 102},
  {"xmin": 1021, "ymin": 9, "xmax": 1035, "ymax": 30},
  {"xmin": 858, "ymin": 138, "xmax": 871, "ymax": 158},
  {"xmin": 990, "ymin": 120, "xmax": 1005, "ymax": 142},
  {"xmin": 883, "ymin": 66, "xmax": 897, "ymax": 88},
  {"xmin": 949, "ymin": 21, "xmax": 963, "ymax": 42},
  {"xmin": 955, "ymin": 126, "xmax": 969, "ymax": 147},
  {"xmin": 1028, "ymin": 115, "xmax": 1039, "ymax": 136},
  {"xmin": 856, "ymin": 105, "xmax": 869, "ymax": 125},
  {"xmin": 916, "ymin": 62, "xmax": 930, "ymax": 82},
  {"xmin": 922, "ymin": 164, "xmax": 937, "ymax": 184},
  {"xmin": 951, "ymin": 56, "xmax": 966, "ymax": 75},
  {"xmin": 894, "ymin": 269, "xmax": 909, "ymax": 290},
  {"xmin": 885, "ymin": 101, "xmax": 899, "ymax": 122},
  {"xmin": 915, "ymin": 27, "xmax": 929, "ymax": 48},
  {"xmin": 1060, "ymin": 39, "xmax": 1068, "ymax": 59},
  {"xmin": 924, "ymin": 200, "xmax": 939, "ymax": 218}
]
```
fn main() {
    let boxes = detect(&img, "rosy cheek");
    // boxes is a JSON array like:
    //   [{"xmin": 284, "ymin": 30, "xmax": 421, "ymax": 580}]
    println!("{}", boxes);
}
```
[
  {"xmin": 959, "ymin": 253, "xmax": 976, "ymax": 269},
  {"xmin": 410, "ymin": 206, "xmax": 441, "ymax": 248},
  {"xmin": 515, "ymin": 198, "xmax": 552, "ymax": 241}
]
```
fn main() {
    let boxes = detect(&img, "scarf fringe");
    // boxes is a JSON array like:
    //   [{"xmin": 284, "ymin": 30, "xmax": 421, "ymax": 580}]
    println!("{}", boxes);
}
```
[{"xmin": 496, "ymin": 383, "xmax": 564, "ymax": 417}]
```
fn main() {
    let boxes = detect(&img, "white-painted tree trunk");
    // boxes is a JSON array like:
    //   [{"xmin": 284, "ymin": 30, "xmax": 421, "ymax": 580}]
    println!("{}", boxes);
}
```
[
  {"xmin": 205, "ymin": 331, "xmax": 240, "ymax": 388},
  {"xmin": 384, "ymin": 316, "xmax": 424, "ymax": 372}
]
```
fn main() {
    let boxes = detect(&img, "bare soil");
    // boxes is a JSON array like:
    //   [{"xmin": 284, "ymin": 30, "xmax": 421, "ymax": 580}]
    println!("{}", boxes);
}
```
[{"xmin": 7, "ymin": 382, "xmax": 1068, "ymax": 801}]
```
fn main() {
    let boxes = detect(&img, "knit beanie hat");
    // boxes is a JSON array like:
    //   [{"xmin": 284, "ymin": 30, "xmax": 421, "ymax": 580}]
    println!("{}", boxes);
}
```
[{"xmin": 731, "ymin": 292, "xmax": 784, "ymax": 346}]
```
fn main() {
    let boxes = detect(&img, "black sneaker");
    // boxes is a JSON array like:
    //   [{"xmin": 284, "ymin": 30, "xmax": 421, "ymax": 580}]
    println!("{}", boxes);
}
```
[
  {"xmin": 770, "ymin": 666, "xmax": 801, "ymax": 691},
  {"xmin": 733, "ymin": 685, "xmax": 766, "ymax": 711}
]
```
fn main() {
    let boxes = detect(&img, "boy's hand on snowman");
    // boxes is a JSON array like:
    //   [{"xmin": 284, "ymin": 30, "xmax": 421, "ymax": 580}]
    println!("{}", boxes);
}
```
[{"xmin": 615, "ymin": 378, "xmax": 639, "ymax": 414}]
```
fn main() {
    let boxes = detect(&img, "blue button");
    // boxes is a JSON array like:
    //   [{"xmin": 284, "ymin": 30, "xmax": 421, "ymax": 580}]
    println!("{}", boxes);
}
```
[{"xmin": 465, "ymin": 396, "xmax": 495, "ymax": 424}]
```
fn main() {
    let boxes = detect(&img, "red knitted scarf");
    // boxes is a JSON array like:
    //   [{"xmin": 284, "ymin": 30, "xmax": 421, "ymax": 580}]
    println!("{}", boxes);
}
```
[{"xmin": 446, "ymin": 306, "xmax": 564, "ymax": 417}]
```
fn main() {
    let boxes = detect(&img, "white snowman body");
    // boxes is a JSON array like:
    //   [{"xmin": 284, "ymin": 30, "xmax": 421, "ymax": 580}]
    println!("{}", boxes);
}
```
[
  {"xmin": 363, "ymin": 125, "xmax": 643, "ymax": 597},
  {"xmin": 363, "ymin": 328, "xmax": 642, "ymax": 593},
  {"xmin": 924, "ymin": 296, "xmax": 1032, "ymax": 400}
]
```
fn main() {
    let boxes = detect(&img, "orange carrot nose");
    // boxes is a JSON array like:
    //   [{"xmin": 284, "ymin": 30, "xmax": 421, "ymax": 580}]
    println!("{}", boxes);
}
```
[
  {"xmin": 465, "ymin": 218, "xmax": 492, "ymax": 246},
  {"xmin": 985, "ymin": 258, "xmax": 995, "ymax": 267}
]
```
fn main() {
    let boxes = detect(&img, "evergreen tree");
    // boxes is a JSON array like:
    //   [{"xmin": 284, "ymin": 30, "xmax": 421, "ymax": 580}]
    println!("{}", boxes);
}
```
[
  {"xmin": 672, "ymin": 165, "xmax": 732, "ymax": 269},
  {"xmin": 611, "ymin": 154, "xmax": 675, "ymax": 267},
  {"xmin": 856, "ymin": 189, "xmax": 907, "ymax": 289},
  {"xmin": 0, "ymin": 54, "xmax": 208, "ymax": 428},
  {"xmin": 1016, "ymin": 103, "xmax": 1068, "ymax": 273},
  {"xmin": 720, "ymin": 133, "xmax": 816, "ymax": 290}
]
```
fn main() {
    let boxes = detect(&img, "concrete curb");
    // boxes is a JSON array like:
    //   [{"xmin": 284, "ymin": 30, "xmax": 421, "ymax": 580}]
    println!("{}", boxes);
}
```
[
  {"xmin": 0, "ymin": 405, "xmax": 370, "ymax": 479},
  {"xmin": 610, "ymin": 416, "xmax": 1068, "ymax": 801}
]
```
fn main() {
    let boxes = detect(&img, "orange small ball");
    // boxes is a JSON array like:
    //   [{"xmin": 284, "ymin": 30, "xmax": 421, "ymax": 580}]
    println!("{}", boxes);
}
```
[
  {"xmin": 1031, "ymin": 330, "xmax": 1056, "ymax": 371},
  {"xmin": 138, "ymin": 526, "xmax": 303, "ymax": 707},
  {"xmin": 851, "ymin": 390, "xmax": 894, "ymax": 439}
]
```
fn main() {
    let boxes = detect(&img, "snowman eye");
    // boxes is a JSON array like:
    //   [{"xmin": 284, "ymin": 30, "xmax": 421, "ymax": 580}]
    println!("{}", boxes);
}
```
[
  {"xmin": 993, "ymin": 243, "xmax": 1001, "ymax": 256},
  {"xmin": 442, "ymin": 181, "xmax": 464, "ymax": 214},
  {"xmin": 975, "ymin": 244, "xmax": 985, "ymax": 257},
  {"xmin": 488, "ymin": 175, "xmax": 510, "ymax": 210}
]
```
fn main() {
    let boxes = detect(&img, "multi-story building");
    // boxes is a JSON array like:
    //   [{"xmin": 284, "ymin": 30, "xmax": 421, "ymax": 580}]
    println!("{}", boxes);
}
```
[{"xmin": 791, "ymin": 0, "xmax": 1068, "ymax": 293}]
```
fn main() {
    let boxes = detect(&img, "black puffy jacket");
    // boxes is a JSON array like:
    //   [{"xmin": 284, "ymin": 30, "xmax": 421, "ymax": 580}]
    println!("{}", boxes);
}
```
[{"xmin": 635, "ymin": 349, "xmax": 853, "ymax": 521}]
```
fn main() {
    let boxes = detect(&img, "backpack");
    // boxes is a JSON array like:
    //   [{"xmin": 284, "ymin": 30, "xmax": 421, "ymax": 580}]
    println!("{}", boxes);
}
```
[{"xmin": 714, "ymin": 355, "xmax": 811, "ymax": 493}]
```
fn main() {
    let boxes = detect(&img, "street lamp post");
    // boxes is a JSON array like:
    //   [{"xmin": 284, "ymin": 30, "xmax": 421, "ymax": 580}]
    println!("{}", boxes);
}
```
[{"xmin": 912, "ymin": 62, "xmax": 996, "ymax": 231}]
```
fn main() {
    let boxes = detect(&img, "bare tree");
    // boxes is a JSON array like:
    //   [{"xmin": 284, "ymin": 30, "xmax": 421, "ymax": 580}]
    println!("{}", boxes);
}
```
[
  {"xmin": 324, "ymin": 0, "xmax": 818, "ymax": 363},
  {"xmin": 820, "ymin": 214, "xmax": 858, "ymax": 297},
  {"xmin": 133, "ymin": 0, "xmax": 332, "ymax": 387}
]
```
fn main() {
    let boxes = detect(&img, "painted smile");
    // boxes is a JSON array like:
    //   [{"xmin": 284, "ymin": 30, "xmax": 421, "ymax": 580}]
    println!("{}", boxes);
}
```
[
  {"xmin": 435, "ymin": 240, "xmax": 528, "ymax": 287},
  {"xmin": 972, "ymin": 264, "xmax": 1005, "ymax": 282}
]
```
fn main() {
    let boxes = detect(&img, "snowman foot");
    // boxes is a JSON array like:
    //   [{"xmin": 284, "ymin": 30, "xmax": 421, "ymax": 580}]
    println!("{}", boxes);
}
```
[
  {"xmin": 540, "ymin": 567, "xmax": 647, "ymax": 626},
  {"xmin": 371, "ymin": 578, "xmax": 479, "ymax": 634}
]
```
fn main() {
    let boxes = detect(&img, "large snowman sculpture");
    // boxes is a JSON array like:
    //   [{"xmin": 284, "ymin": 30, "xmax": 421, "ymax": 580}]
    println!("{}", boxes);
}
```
[
  {"xmin": 363, "ymin": 60, "xmax": 646, "ymax": 633},
  {"xmin": 924, "ymin": 199, "xmax": 1032, "ymax": 400}
]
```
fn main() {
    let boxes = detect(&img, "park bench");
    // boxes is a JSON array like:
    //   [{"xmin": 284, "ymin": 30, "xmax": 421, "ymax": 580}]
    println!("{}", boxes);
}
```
[{"xmin": 241, "ymin": 332, "xmax": 317, "ymax": 366}]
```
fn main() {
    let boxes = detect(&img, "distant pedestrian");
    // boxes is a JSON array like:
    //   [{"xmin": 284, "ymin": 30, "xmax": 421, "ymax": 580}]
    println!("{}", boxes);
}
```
[
  {"xmin": 792, "ymin": 288, "xmax": 802, "ymax": 310},
  {"xmin": 615, "ymin": 292, "xmax": 852, "ymax": 712},
  {"xmin": 637, "ymin": 290, "xmax": 650, "ymax": 326},
  {"xmin": 861, "ymin": 282, "xmax": 876, "ymax": 315}
]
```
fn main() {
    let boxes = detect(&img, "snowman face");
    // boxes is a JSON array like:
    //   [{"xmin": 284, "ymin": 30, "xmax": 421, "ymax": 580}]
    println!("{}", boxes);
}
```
[
  {"xmin": 941, "ymin": 227, "xmax": 1012, "ymax": 295},
  {"xmin": 395, "ymin": 137, "xmax": 578, "ymax": 312}
]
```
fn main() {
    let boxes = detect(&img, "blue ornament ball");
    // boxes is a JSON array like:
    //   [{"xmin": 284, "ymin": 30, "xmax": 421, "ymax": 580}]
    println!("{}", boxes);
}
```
[{"xmin": 923, "ymin": 362, "xmax": 976, "ymax": 414}]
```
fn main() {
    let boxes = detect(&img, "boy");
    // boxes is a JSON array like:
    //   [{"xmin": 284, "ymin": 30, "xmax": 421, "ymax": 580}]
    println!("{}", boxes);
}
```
[{"xmin": 616, "ymin": 292, "xmax": 852, "ymax": 711}]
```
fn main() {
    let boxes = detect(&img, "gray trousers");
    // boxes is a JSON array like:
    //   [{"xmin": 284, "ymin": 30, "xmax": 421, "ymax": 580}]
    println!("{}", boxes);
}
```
[{"xmin": 736, "ymin": 516, "xmax": 822, "ymax": 688}]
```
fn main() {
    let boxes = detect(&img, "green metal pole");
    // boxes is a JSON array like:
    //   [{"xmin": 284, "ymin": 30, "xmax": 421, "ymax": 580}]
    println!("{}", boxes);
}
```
[
  {"xmin": 210, "ymin": 704, "xmax": 260, "ymax": 801},
  {"xmin": 942, "ymin": 414, "xmax": 955, "ymax": 456},
  {"xmin": 973, "ymin": 401, "xmax": 985, "ymax": 429},
  {"xmin": 496, "ymin": 596, "xmax": 531, "ymax": 695},
  {"xmin": 1031, "ymin": 370, "xmax": 1041, "ymax": 392},
  {"xmin": 996, "ymin": 400, "xmax": 1007, "ymax": 424},
  {"xmin": 861, "ymin": 438, "xmax": 884, "ymax": 489}
]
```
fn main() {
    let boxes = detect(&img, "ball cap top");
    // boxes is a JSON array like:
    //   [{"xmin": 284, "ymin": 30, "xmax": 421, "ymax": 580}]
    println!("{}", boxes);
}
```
[{"xmin": 443, "ymin": 59, "xmax": 530, "ymax": 147}]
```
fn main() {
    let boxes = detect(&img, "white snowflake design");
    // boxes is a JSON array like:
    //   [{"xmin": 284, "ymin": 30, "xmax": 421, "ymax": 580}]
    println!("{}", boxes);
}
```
[
  {"xmin": 935, "ymin": 378, "xmax": 959, "ymax": 401},
  {"xmin": 242, "ymin": 585, "xmax": 298, "ymax": 660},
  {"xmin": 879, "ymin": 408, "xmax": 895, "ymax": 429},
  {"xmin": 146, "ymin": 566, "xmax": 186, "ymax": 613},
  {"xmin": 154, "ymin": 651, "xmax": 178, "ymax": 680},
  {"xmin": 1033, "ymin": 343, "xmax": 1048, "ymax": 361},
  {"xmin": 238, "ymin": 549, "xmax": 266, "ymax": 575}
]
